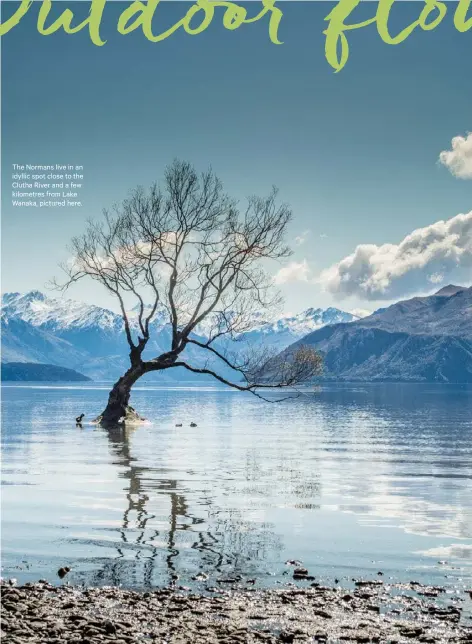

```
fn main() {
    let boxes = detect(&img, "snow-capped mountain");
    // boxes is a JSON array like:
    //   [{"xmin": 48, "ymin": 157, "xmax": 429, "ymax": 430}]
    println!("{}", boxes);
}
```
[
  {"xmin": 248, "ymin": 307, "xmax": 358, "ymax": 336},
  {"xmin": 235, "ymin": 307, "xmax": 359, "ymax": 350},
  {"xmin": 1, "ymin": 291, "xmax": 358, "ymax": 380},
  {"xmin": 2, "ymin": 291, "xmax": 123, "ymax": 331},
  {"xmin": 2, "ymin": 291, "xmax": 358, "ymax": 338}
]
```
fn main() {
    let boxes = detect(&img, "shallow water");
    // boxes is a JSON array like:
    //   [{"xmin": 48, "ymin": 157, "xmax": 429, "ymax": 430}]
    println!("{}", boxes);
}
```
[{"xmin": 1, "ymin": 382, "xmax": 472, "ymax": 593}]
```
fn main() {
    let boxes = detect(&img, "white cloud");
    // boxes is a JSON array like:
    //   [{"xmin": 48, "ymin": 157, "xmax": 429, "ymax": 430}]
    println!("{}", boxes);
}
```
[
  {"xmin": 350, "ymin": 308, "xmax": 371, "ymax": 319},
  {"xmin": 318, "ymin": 212, "xmax": 472, "ymax": 301},
  {"xmin": 439, "ymin": 132, "xmax": 472, "ymax": 179},
  {"xmin": 274, "ymin": 260, "xmax": 310, "ymax": 285},
  {"xmin": 294, "ymin": 230, "xmax": 310, "ymax": 246},
  {"xmin": 428, "ymin": 272, "xmax": 444, "ymax": 285}
]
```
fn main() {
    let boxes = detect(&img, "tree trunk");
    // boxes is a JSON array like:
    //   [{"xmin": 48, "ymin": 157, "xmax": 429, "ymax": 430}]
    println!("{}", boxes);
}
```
[{"xmin": 95, "ymin": 365, "xmax": 146, "ymax": 425}]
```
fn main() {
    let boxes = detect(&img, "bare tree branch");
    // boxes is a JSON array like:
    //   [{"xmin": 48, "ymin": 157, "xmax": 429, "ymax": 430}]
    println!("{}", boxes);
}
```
[{"xmin": 53, "ymin": 160, "xmax": 322, "ymax": 424}]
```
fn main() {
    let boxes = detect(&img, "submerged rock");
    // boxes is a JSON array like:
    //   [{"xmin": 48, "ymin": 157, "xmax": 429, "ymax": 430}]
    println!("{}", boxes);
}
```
[
  {"xmin": 192, "ymin": 572, "xmax": 209, "ymax": 582},
  {"xmin": 57, "ymin": 567, "xmax": 70, "ymax": 579},
  {"xmin": 354, "ymin": 580, "xmax": 383, "ymax": 587},
  {"xmin": 293, "ymin": 567, "xmax": 309, "ymax": 579}
]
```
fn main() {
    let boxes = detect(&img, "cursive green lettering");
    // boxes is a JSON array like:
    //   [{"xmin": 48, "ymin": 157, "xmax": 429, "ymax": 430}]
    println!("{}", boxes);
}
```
[
  {"xmin": 324, "ymin": 0, "xmax": 449, "ymax": 72},
  {"xmin": 37, "ymin": 0, "xmax": 107, "ymax": 45},
  {"xmin": 454, "ymin": 0, "xmax": 472, "ymax": 31},
  {"xmin": 0, "ymin": 0, "xmax": 33, "ymax": 35}
]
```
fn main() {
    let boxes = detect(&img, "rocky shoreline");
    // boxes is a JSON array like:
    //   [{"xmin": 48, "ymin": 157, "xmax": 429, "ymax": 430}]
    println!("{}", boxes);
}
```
[{"xmin": 1, "ymin": 578, "xmax": 472, "ymax": 644}]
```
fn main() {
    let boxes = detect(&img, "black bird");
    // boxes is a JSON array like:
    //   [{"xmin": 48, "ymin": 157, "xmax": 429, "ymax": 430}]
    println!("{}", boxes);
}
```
[
  {"xmin": 75, "ymin": 413, "xmax": 85, "ymax": 424},
  {"xmin": 190, "ymin": 422, "xmax": 197, "ymax": 427}
]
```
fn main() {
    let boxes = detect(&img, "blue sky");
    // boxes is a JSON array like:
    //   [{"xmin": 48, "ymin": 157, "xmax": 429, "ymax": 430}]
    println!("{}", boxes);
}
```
[{"xmin": 1, "ymin": 1, "xmax": 471, "ymax": 314}]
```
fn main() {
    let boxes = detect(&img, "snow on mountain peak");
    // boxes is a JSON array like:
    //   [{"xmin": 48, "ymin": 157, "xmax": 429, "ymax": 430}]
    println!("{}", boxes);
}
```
[
  {"xmin": 2, "ymin": 291, "xmax": 121, "ymax": 332},
  {"xmin": 240, "ymin": 305, "xmax": 358, "ymax": 339},
  {"xmin": 24, "ymin": 290, "xmax": 47, "ymax": 301},
  {"xmin": 1, "ymin": 290, "xmax": 358, "ymax": 340}
]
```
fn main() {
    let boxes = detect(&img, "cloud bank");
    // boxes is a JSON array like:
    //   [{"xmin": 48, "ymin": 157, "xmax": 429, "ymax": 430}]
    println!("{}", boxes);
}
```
[
  {"xmin": 274, "ymin": 260, "xmax": 310, "ymax": 284},
  {"xmin": 318, "ymin": 212, "xmax": 472, "ymax": 300},
  {"xmin": 439, "ymin": 133, "xmax": 472, "ymax": 179}
]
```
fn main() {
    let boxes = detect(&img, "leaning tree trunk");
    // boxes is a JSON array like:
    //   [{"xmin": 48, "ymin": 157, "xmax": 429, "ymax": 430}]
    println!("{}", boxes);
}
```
[{"xmin": 95, "ymin": 365, "xmax": 146, "ymax": 425}]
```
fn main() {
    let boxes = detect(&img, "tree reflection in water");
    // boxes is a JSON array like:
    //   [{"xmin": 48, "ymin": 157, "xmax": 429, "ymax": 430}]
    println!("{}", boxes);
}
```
[{"xmin": 85, "ymin": 424, "xmax": 282, "ymax": 588}]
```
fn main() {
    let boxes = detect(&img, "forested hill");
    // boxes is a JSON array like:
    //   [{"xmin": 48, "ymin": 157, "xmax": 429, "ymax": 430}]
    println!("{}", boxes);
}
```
[{"xmin": 1, "ymin": 362, "xmax": 91, "ymax": 382}]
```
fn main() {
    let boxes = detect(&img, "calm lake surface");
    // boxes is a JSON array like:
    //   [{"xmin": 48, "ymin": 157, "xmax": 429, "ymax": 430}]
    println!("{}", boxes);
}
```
[{"xmin": 2, "ymin": 382, "xmax": 472, "ymax": 594}]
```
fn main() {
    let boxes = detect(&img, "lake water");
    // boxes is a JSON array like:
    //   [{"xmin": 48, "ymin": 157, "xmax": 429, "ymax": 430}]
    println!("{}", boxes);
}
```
[{"xmin": 2, "ymin": 382, "xmax": 472, "ymax": 596}]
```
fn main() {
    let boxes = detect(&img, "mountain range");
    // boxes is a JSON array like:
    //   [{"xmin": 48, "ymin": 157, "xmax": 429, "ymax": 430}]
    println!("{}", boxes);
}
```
[
  {"xmin": 0, "ymin": 291, "xmax": 359, "ymax": 381},
  {"xmin": 277, "ymin": 285, "xmax": 472, "ymax": 383},
  {"xmin": 3, "ymin": 286, "xmax": 471, "ymax": 384}
]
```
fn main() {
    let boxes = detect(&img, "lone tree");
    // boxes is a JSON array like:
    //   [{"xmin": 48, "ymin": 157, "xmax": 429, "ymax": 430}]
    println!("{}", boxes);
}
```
[{"xmin": 58, "ymin": 161, "xmax": 322, "ymax": 424}]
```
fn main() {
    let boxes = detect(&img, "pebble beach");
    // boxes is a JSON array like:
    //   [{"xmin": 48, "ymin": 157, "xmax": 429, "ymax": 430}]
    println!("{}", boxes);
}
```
[{"xmin": 2, "ymin": 577, "xmax": 472, "ymax": 644}]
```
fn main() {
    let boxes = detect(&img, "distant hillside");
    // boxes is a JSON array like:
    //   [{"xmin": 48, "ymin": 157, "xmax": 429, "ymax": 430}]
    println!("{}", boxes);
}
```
[
  {"xmin": 353, "ymin": 285, "xmax": 472, "ymax": 338},
  {"xmin": 1, "ymin": 362, "xmax": 91, "ymax": 382},
  {"xmin": 273, "ymin": 285, "xmax": 472, "ymax": 383}
]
